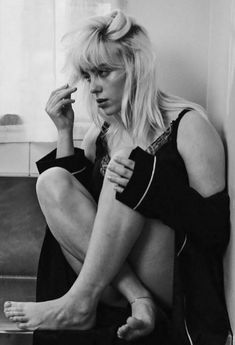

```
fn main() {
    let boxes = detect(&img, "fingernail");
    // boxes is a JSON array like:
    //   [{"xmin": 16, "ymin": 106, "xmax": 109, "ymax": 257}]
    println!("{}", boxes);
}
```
[{"xmin": 4, "ymin": 301, "xmax": 11, "ymax": 308}]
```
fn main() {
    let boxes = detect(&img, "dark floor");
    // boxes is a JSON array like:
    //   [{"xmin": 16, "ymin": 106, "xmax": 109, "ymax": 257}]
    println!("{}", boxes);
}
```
[{"xmin": 0, "ymin": 332, "xmax": 33, "ymax": 345}]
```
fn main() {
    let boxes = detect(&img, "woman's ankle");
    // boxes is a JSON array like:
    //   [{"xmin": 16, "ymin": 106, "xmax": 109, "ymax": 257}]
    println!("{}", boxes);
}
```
[{"xmin": 66, "ymin": 284, "xmax": 101, "ymax": 311}]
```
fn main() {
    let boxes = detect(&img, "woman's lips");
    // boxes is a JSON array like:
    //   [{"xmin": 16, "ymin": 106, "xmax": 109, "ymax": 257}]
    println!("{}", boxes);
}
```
[
  {"xmin": 96, "ymin": 98, "xmax": 108, "ymax": 103},
  {"xmin": 96, "ymin": 98, "xmax": 109, "ymax": 107}
]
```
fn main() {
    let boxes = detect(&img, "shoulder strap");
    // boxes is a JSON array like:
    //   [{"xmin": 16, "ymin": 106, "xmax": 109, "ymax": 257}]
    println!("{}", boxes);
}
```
[{"xmin": 171, "ymin": 108, "xmax": 192, "ymax": 144}]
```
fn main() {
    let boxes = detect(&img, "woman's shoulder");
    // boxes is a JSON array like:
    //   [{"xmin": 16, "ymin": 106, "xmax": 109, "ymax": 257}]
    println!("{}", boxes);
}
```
[
  {"xmin": 177, "ymin": 110, "xmax": 223, "ymax": 153},
  {"xmin": 176, "ymin": 110, "xmax": 225, "ymax": 197}
]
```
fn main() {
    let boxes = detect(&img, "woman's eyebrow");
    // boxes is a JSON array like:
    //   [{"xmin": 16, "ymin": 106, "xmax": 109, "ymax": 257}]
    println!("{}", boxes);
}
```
[{"xmin": 97, "ymin": 63, "xmax": 111, "ymax": 69}]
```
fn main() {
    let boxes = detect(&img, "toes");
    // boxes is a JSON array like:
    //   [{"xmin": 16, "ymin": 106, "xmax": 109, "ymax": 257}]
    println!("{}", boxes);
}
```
[
  {"xmin": 9, "ymin": 316, "xmax": 28, "ymax": 323},
  {"xmin": 117, "ymin": 318, "xmax": 142, "ymax": 340},
  {"xmin": 4, "ymin": 302, "xmax": 18, "ymax": 312},
  {"xmin": 17, "ymin": 323, "xmax": 29, "ymax": 330},
  {"xmin": 5, "ymin": 310, "xmax": 24, "ymax": 316},
  {"xmin": 4, "ymin": 301, "xmax": 25, "ymax": 316},
  {"xmin": 127, "ymin": 316, "xmax": 145, "ymax": 329},
  {"xmin": 4, "ymin": 301, "xmax": 20, "ymax": 308},
  {"xmin": 117, "ymin": 324, "xmax": 129, "ymax": 338},
  {"xmin": 4, "ymin": 301, "xmax": 23, "ymax": 313},
  {"xmin": 4, "ymin": 301, "xmax": 12, "ymax": 308},
  {"xmin": 5, "ymin": 310, "xmax": 25, "ymax": 317},
  {"xmin": 17, "ymin": 322, "xmax": 36, "ymax": 331},
  {"xmin": 118, "ymin": 317, "xmax": 154, "ymax": 341}
]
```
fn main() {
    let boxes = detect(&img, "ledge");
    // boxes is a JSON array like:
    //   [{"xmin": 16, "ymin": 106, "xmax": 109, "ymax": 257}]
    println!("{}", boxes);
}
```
[{"xmin": 0, "ymin": 122, "xmax": 90, "ymax": 143}]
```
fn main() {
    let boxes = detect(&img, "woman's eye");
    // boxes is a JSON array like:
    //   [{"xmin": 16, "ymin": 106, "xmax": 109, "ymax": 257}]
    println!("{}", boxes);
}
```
[
  {"xmin": 98, "ymin": 69, "xmax": 110, "ymax": 77},
  {"xmin": 83, "ymin": 74, "xmax": 91, "ymax": 82}
]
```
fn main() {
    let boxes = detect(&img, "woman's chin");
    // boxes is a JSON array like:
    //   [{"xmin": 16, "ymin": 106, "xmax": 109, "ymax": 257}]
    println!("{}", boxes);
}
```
[{"xmin": 99, "ymin": 110, "xmax": 117, "ymax": 122}]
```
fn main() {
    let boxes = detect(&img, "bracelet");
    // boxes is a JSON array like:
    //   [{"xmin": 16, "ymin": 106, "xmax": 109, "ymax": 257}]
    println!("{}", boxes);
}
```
[{"xmin": 130, "ymin": 296, "xmax": 153, "ymax": 305}]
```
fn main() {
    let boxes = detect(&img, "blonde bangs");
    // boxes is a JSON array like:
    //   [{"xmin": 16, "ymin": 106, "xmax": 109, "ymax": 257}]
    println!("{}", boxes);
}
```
[{"xmin": 77, "ymin": 34, "xmax": 123, "ymax": 77}]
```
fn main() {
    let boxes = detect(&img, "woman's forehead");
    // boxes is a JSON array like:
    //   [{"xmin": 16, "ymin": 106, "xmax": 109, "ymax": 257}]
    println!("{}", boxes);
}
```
[{"xmin": 79, "ymin": 40, "xmax": 122, "ymax": 72}]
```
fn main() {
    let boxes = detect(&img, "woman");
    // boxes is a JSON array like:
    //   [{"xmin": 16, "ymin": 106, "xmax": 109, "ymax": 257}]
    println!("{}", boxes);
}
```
[{"xmin": 4, "ymin": 10, "xmax": 231, "ymax": 344}]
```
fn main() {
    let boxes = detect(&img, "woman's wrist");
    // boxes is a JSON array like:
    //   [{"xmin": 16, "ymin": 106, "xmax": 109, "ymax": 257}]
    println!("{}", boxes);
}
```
[
  {"xmin": 57, "ymin": 127, "xmax": 73, "ymax": 137},
  {"xmin": 57, "ymin": 128, "xmax": 74, "ymax": 158}
]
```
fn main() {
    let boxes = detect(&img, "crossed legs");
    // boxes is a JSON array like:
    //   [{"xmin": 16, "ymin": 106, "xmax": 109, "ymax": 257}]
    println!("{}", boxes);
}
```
[{"xmin": 4, "ymin": 166, "xmax": 174, "ymax": 340}]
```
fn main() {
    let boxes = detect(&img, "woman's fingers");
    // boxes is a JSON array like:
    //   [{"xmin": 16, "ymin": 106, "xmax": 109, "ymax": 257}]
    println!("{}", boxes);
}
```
[
  {"xmin": 53, "ymin": 98, "xmax": 75, "ymax": 113},
  {"xmin": 45, "ymin": 85, "xmax": 77, "ymax": 119},
  {"xmin": 114, "ymin": 184, "xmax": 125, "ymax": 193},
  {"xmin": 49, "ymin": 86, "xmax": 77, "ymax": 108},
  {"xmin": 51, "ymin": 83, "xmax": 69, "ymax": 95},
  {"xmin": 113, "ymin": 156, "xmax": 135, "ymax": 170},
  {"xmin": 106, "ymin": 172, "xmax": 129, "ymax": 189},
  {"xmin": 107, "ymin": 155, "xmax": 135, "ymax": 192},
  {"xmin": 107, "ymin": 157, "xmax": 134, "ymax": 179},
  {"xmin": 47, "ymin": 84, "xmax": 69, "ymax": 107}
]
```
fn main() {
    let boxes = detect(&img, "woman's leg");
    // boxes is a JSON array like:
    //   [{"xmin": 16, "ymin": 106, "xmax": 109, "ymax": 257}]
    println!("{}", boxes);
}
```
[
  {"xmin": 4, "ymin": 168, "xmax": 153, "ymax": 330},
  {"xmin": 65, "ymin": 170, "xmax": 173, "ymax": 340},
  {"xmin": 37, "ymin": 167, "xmax": 150, "ymax": 308},
  {"xmin": 116, "ymin": 218, "xmax": 174, "ymax": 340},
  {"xmin": 36, "ymin": 167, "xmax": 132, "ymax": 308},
  {"xmin": 4, "ymin": 167, "xmax": 174, "ymax": 340}
]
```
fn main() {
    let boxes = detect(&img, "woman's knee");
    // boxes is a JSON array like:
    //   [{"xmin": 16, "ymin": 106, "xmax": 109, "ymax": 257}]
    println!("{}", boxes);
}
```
[{"xmin": 36, "ymin": 167, "xmax": 74, "ymax": 205}]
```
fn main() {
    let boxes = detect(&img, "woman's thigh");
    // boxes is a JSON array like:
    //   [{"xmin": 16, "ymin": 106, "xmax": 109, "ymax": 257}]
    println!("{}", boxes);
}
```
[
  {"xmin": 129, "ymin": 218, "xmax": 175, "ymax": 308},
  {"xmin": 37, "ymin": 167, "xmax": 97, "ymax": 261}
]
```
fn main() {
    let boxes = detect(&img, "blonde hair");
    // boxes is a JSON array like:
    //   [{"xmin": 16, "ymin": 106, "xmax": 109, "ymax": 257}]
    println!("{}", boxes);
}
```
[{"xmin": 63, "ymin": 10, "xmax": 207, "ymax": 145}]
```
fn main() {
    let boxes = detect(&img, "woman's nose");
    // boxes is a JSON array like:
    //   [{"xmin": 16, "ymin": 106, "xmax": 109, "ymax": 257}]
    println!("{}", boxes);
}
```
[{"xmin": 90, "ymin": 77, "xmax": 102, "ymax": 95}]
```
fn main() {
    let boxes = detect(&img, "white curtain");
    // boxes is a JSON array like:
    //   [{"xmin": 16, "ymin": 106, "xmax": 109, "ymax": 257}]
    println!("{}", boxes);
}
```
[{"xmin": 0, "ymin": 0, "xmax": 115, "ymax": 142}]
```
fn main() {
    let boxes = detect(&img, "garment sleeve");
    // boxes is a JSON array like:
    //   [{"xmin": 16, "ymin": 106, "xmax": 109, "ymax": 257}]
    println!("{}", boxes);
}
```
[
  {"xmin": 116, "ymin": 147, "xmax": 230, "ymax": 251},
  {"xmin": 36, "ymin": 147, "xmax": 94, "ymax": 190}
]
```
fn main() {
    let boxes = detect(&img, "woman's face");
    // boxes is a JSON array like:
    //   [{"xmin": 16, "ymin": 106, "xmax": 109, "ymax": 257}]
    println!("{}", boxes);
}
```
[{"xmin": 82, "ymin": 52, "xmax": 126, "ymax": 117}]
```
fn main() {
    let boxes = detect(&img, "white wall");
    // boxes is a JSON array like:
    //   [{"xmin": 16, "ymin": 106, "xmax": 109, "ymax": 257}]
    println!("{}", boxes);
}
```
[
  {"xmin": 126, "ymin": 0, "xmax": 210, "ymax": 108},
  {"xmin": 207, "ymin": 0, "xmax": 234, "ymax": 134}
]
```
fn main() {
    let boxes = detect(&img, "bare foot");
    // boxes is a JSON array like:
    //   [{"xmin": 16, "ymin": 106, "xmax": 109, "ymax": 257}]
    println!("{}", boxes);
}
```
[
  {"xmin": 117, "ymin": 297, "xmax": 156, "ymax": 341},
  {"xmin": 4, "ymin": 294, "xmax": 96, "ymax": 331}
]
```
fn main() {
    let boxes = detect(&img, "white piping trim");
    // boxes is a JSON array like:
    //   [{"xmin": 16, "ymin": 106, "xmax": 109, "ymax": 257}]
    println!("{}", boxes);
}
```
[
  {"xmin": 71, "ymin": 167, "xmax": 86, "ymax": 175},
  {"xmin": 177, "ymin": 235, "xmax": 187, "ymax": 256},
  {"xmin": 184, "ymin": 319, "xmax": 194, "ymax": 345},
  {"xmin": 133, "ymin": 156, "xmax": 157, "ymax": 210}
]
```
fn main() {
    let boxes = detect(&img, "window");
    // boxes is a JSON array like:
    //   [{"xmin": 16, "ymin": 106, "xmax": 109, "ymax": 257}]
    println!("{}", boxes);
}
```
[{"xmin": 0, "ymin": 0, "xmax": 121, "ymax": 142}]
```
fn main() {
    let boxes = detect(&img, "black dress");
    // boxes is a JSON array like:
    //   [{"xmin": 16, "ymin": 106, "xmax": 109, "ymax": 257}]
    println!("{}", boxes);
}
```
[{"xmin": 33, "ymin": 109, "xmax": 232, "ymax": 345}]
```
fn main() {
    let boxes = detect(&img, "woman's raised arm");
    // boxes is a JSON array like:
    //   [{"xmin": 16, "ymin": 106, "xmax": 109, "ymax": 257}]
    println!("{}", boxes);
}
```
[{"xmin": 45, "ymin": 84, "xmax": 77, "ymax": 158}]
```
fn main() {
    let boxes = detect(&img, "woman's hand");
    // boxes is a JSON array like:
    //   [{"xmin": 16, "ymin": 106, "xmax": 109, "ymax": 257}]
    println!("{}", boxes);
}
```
[
  {"xmin": 45, "ymin": 84, "xmax": 77, "ymax": 132},
  {"xmin": 107, "ymin": 154, "xmax": 135, "ymax": 193}
]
